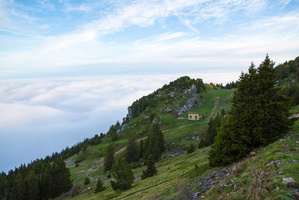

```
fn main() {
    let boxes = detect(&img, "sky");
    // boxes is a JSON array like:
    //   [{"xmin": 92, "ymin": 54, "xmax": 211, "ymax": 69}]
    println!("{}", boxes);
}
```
[{"xmin": 0, "ymin": 0, "xmax": 299, "ymax": 172}]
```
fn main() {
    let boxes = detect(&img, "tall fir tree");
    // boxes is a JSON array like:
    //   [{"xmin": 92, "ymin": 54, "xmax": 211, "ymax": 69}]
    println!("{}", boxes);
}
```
[
  {"xmin": 0, "ymin": 173, "xmax": 8, "ymax": 200},
  {"xmin": 12, "ymin": 173, "xmax": 27, "ymax": 200},
  {"xmin": 110, "ymin": 158, "xmax": 134, "ymax": 191},
  {"xmin": 40, "ymin": 159, "xmax": 72, "ymax": 199},
  {"xmin": 52, "ymin": 158, "xmax": 73, "ymax": 197},
  {"xmin": 26, "ymin": 170, "xmax": 39, "ymax": 200},
  {"xmin": 104, "ymin": 143, "xmax": 115, "ymax": 172},
  {"xmin": 125, "ymin": 136, "xmax": 139, "ymax": 163},
  {"xmin": 94, "ymin": 178, "xmax": 105, "ymax": 193},
  {"xmin": 139, "ymin": 139, "xmax": 144, "ymax": 160},
  {"xmin": 209, "ymin": 55, "xmax": 293, "ymax": 167},
  {"xmin": 199, "ymin": 110, "xmax": 226, "ymax": 148},
  {"xmin": 146, "ymin": 123, "xmax": 165, "ymax": 161},
  {"xmin": 141, "ymin": 154, "xmax": 157, "ymax": 179}
]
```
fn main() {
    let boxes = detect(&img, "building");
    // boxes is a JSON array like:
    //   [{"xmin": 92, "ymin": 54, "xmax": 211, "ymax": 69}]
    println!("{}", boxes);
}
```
[{"xmin": 188, "ymin": 113, "xmax": 203, "ymax": 121}]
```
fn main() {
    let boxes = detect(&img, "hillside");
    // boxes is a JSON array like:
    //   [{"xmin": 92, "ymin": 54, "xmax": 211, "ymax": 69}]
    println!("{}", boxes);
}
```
[
  {"xmin": 62, "ymin": 84, "xmax": 235, "ymax": 200},
  {"xmin": 1, "ymin": 56, "xmax": 298, "ymax": 200},
  {"xmin": 61, "ymin": 57, "xmax": 299, "ymax": 200},
  {"xmin": 62, "ymin": 87, "xmax": 299, "ymax": 200}
]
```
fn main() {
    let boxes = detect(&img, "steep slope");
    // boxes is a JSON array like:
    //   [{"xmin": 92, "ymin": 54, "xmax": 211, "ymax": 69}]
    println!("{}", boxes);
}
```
[
  {"xmin": 62, "ymin": 81, "xmax": 234, "ymax": 199},
  {"xmin": 65, "ymin": 102, "xmax": 299, "ymax": 200}
]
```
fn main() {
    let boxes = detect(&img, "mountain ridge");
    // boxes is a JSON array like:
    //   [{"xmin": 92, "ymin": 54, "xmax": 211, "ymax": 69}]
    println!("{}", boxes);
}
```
[{"xmin": 1, "ymin": 56, "xmax": 299, "ymax": 200}]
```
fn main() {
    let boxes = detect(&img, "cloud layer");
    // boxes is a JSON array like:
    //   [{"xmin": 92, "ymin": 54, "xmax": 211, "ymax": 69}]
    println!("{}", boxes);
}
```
[{"xmin": 0, "ymin": 73, "xmax": 240, "ymax": 172}]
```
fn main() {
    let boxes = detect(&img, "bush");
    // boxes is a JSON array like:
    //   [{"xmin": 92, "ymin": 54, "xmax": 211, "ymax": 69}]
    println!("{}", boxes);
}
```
[
  {"xmin": 84, "ymin": 177, "xmax": 90, "ymax": 185},
  {"xmin": 187, "ymin": 143, "xmax": 195, "ymax": 154},
  {"xmin": 94, "ymin": 178, "xmax": 105, "ymax": 193}
]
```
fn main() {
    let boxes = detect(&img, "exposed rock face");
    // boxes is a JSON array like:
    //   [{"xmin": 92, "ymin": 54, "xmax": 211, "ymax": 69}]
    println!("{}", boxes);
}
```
[{"xmin": 176, "ymin": 97, "xmax": 200, "ymax": 116}]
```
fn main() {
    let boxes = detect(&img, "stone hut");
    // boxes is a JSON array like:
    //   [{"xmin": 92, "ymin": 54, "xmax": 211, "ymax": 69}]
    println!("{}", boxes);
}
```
[{"xmin": 188, "ymin": 113, "xmax": 203, "ymax": 121}]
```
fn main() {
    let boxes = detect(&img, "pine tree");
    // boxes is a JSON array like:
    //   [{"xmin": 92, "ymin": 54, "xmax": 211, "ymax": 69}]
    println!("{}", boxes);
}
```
[
  {"xmin": 12, "ymin": 173, "xmax": 27, "ymax": 200},
  {"xmin": 52, "ymin": 158, "xmax": 73, "ymax": 196},
  {"xmin": 139, "ymin": 139, "xmax": 144, "ymax": 160},
  {"xmin": 141, "ymin": 154, "xmax": 157, "ymax": 179},
  {"xmin": 94, "ymin": 178, "xmax": 105, "ymax": 193},
  {"xmin": 125, "ymin": 136, "xmax": 139, "ymax": 163},
  {"xmin": 146, "ymin": 123, "xmax": 165, "ymax": 161},
  {"xmin": 0, "ymin": 173, "xmax": 8, "ymax": 200},
  {"xmin": 84, "ymin": 177, "xmax": 90, "ymax": 185},
  {"xmin": 110, "ymin": 158, "xmax": 134, "ymax": 191},
  {"xmin": 187, "ymin": 143, "xmax": 195, "ymax": 154},
  {"xmin": 209, "ymin": 55, "xmax": 293, "ymax": 167},
  {"xmin": 40, "ymin": 159, "xmax": 72, "ymax": 199},
  {"xmin": 27, "ymin": 170, "xmax": 39, "ymax": 200},
  {"xmin": 104, "ymin": 143, "xmax": 115, "ymax": 172},
  {"xmin": 41, "ymin": 164, "xmax": 54, "ymax": 199}
]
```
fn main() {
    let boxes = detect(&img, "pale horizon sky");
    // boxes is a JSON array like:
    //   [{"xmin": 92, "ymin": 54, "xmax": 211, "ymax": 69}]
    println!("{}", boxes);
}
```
[{"xmin": 1, "ymin": 0, "xmax": 299, "ymax": 172}]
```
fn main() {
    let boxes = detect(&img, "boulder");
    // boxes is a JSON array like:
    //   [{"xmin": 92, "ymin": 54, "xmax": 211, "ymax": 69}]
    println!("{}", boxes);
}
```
[{"xmin": 283, "ymin": 177, "xmax": 297, "ymax": 188}]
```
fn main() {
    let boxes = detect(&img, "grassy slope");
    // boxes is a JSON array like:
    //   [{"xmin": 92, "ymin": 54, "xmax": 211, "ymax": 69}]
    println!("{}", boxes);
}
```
[
  {"xmin": 62, "ymin": 88, "xmax": 233, "ymax": 199},
  {"xmin": 64, "ymin": 88, "xmax": 298, "ymax": 200},
  {"xmin": 205, "ymin": 114, "xmax": 299, "ymax": 200}
]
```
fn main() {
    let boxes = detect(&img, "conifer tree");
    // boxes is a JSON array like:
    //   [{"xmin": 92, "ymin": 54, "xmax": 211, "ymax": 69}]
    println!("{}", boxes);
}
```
[
  {"xmin": 141, "ymin": 154, "xmax": 157, "ymax": 179},
  {"xmin": 27, "ymin": 170, "xmax": 39, "ymax": 200},
  {"xmin": 146, "ymin": 123, "xmax": 165, "ymax": 161},
  {"xmin": 84, "ymin": 177, "xmax": 90, "ymax": 185},
  {"xmin": 104, "ymin": 143, "xmax": 115, "ymax": 172},
  {"xmin": 52, "ymin": 158, "xmax": 73, "ymax": 196},
  {"xmin": 125, "ymin": 136, "xmax": 139, "ymax": 163},
  {"xmin": 139, "ymin": 139, "xmax": 144, "ymax": 160},
  {"xmin": 40, "ymin": 159, "xmax": 72, "ymax": 199},
  {"xmin": 94, "ymin": 178, "xmax": 105, "ymax": 193},
  {"xmin": 12, "ymin": 173, "xmax": 27, "ymax": 200},
  {"xmin": 187, "ymin": 143, "xmax": 195, "ymax": 154},
  {"xmin": 41, "ymin": 163, "xmax": 54, "ymax": 199},
  {"xmin": 110, "ymin": 157, "xmax": 134, "ymax": 191},
  {"xmin": 0, "ymin": 173, "xmax": 8, "ymax": 200},
  {"xmin": 200, "ymin": 110, "xmax": 226, "ymax": 148},
  {"xmin": 209, "ymin": 55, "xmax": 293, "ymax": 167}
]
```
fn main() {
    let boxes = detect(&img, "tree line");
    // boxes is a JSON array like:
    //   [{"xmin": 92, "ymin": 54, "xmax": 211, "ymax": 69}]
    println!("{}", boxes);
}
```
[{"xmin": 0, "ymin": 158, "xmax": 72, "ymax": 200}]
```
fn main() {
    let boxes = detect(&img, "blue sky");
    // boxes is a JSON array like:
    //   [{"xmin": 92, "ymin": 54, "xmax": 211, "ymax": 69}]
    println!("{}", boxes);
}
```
[
  {"xmin": 1, "ymin": 0, "xmax": 298, "ymax": 78},
  {"xmin": 0, "ymin": 0, "xmax": 299, "ymax": 172}
]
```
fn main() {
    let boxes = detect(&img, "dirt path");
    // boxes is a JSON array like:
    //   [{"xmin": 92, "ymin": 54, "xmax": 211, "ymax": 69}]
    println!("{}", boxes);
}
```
[
  {"xmin": 208, "ymin": 97, "xmax": 220, "ymax": 120},
  {"xmin": 164, "ymin": 97, "xmax": 220, "ymax": 132}
]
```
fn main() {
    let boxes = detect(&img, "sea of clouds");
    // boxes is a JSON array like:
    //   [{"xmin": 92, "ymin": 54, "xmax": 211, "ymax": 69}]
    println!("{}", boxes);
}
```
[{"xmin": 0, "ymin": 73, "xmax": 239, "ymax": 172}]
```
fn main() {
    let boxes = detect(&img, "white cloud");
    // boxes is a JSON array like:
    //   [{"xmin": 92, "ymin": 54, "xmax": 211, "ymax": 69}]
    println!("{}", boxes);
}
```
[{"xmin": 0, "ymin": 72, "xmax": 244, "ymax": 172}]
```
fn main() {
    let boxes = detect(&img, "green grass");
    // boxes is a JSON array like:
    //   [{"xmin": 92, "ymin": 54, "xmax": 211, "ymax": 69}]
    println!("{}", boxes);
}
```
[
  {"xmin": 62, "ymin": 88, "xmax": 298, "ymax": 199},
  {"xmin": 66, "ymin": 146, "xmax": 214, "ymax": 200},
  {"xmin": 203, "ymin": 120, "xmax": 299, "ymax": 200},
  {"xmin": 63, "ymin": 88, "xmax": 234, "ymax": 199}
]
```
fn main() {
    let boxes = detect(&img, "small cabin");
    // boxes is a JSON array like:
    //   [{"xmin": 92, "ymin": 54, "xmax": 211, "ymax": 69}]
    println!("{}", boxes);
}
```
[{"xmin": 188, "ymin": 113, "xmax": 203, "ymax": 121}]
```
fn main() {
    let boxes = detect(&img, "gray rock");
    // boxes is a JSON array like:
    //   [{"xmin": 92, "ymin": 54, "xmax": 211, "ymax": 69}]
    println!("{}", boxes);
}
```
[
  {"xmin": 292, "ymin": 189, "xmax": 299, "ymax": 199},
  {"xmin": 275, "ymin": 186, "xmax": 280, "ymax": 191},
  {"xmin": 283, "ymin": 177, "xmax": 297, "ymax": 188}
]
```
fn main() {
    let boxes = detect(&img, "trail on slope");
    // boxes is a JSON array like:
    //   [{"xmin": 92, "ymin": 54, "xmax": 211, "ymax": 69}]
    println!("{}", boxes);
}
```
[
  {"xmin": 164, "ymin": 97, "xmax": 220, "ymax": 131},
  {"xmin": 75, "ymin": 98, "xmax": 220, "ymax": 178}
]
